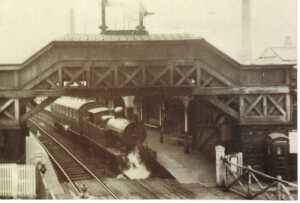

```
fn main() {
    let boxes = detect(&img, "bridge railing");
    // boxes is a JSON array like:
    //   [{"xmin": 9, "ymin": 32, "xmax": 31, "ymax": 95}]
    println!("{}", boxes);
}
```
[{"xmin": 215, "ymin": 145, "xmax": 298, "ymax": 200}]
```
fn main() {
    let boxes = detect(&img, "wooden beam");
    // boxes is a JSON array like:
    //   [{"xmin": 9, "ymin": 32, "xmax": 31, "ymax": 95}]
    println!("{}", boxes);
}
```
[
  {"xmin": 14, "ymin": 99, "xmax": 20, "ymax": 122},
  {"xmin": 0, "ymin": 99, "xmax": 14, "ymax": 114},
  {"xmin": 150, "ymin": 66, "xmax": 170, "ymax": 86},
  {"xmin": 174, "ymin": 66, "xmax": 196, "ymax": 86},
  {"xmin": 46, "ymin": 78, "xmax": 57, "ymax": 88},
  {"xmin": 263, "ymin": 96, "xmax": 267, "ymax": 117},
  {"xmin": 93, "ymin": 67, "xmax": 114, "ymax": 87},
  {"xmin": 240, "ymin": 117, "xmax": 290, "ymax": 125},
  {"xmin": 0, "ymin": 86, "xmax": 290, "ymax": 98},
  {"xmin": 205, "ymin": 96, "xmax": 239, "ymax": 119},
  {"xmin": 0, "ymin": 119, "xmax": 21, "ymax": 129},
  {"xmin": 267, "ymin": 95, "xmax": 286, "ymax": 116},
  {"xmin": 198, "ymin": 61, "xmax": 235, "ymax": 87},
  {"xmin": 63, "ymin": 68, "xmax": 86, "ymax": 86},
  {"xmin": 268, "ymin": 95, "xmax": 285, "ymax": 115},
  {"xmin": 20, "ymin": 97, "xmax": 58, "ymax": 123},
  {"xmin": 118, "ymin": 68, "xmax": 140, "ymax": 87},
  {"xmin": 192, "ymin": 86, "xmax": 290, "ymax": 95},
  {"xmin": 285, "ymin": 94, "xmax": 291, "ymax": 121},
  {"xmin": 83, "ymin": 61, "xmax": 93, "ymax": 88},
  {"xmin": 245, "ymin": 95, "xmax": 263, "ymax": 116},
  {"xmin": 24, "ymin": 64, "xmax": 60, "ymax": 90}
]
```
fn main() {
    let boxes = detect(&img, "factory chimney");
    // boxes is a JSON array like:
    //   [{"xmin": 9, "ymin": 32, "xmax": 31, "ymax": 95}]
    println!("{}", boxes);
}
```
[
  {"xmin": 241, "ymin": 0, "xmax": 252, "ymax": 64},
  {"xmin": 99, "ymin": 0, "xmax": 108, "ymax": 33},
  {"xmin": 69, "ymin": 8, "xmax": 75, "ymax": 34}
]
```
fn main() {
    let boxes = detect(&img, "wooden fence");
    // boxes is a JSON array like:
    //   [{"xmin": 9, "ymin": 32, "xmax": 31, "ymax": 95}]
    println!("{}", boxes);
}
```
[
  {"xmin": 0, "ymin": 164, "xmax": 36, "ymax": 199},
  {"xmin": 215, "ymin": 145, "xmax": 298, "ymax": 200}
]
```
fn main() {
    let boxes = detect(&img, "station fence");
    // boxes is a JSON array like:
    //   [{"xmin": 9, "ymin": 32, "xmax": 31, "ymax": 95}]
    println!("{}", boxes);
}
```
[
  {"xmin": 215, "ymin": 145, "xmax": 298, "ymax": 200},
  {"xmin": 0, "ymin": 164, "xmax": 36, "ymax": 199}
]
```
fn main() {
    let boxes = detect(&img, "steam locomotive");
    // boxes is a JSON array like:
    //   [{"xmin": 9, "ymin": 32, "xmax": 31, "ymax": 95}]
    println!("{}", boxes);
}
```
[{"xmin": 50, "ymin": 97, "xmax": 147, "ymax": 154}]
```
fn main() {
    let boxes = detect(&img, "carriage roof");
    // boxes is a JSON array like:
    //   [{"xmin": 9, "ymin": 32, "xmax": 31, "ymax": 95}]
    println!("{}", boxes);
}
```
[{"xmin": 54, "ymin": 96, "xmax": 94, "ymax": 110}]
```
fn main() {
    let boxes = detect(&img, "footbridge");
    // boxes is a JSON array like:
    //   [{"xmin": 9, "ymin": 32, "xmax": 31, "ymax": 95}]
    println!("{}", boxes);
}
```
[{"xmin": 0, "ymin": 33, "xmax": 295, "ymax": 162}]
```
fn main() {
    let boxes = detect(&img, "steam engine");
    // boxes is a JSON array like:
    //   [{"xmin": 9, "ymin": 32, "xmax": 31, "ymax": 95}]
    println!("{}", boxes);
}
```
[{"xmin": 50, "ymin": 97, "xmax": 147, "ymax": 154}]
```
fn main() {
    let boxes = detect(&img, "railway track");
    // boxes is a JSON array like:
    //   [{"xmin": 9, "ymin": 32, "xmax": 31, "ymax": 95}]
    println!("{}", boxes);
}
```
[
  {"xmin": 29, "ymin": 112, "xmax": 195, "ymax": 199},
  {"xmin": 29, "ymin": 116, "xmax": 119, "ymax": 199}
]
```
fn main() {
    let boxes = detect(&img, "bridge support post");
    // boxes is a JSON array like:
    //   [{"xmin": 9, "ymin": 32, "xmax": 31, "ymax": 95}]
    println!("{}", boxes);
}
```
[
  {"xmin": 159, "ymin": 101, "xmax": 165, "ymax": 144},
  {"xmin": 182, "ymin": 96, "xmax": 190, "ymax": 154}
]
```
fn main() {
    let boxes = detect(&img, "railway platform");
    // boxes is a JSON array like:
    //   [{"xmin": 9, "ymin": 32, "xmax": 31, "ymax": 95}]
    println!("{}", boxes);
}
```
[
  {"xmin": 26, "ymin": 132, "xmax": 73, "ymax": 199},
  {"xmin": 145, "ymin": 127, "xmax": 216, "ymax": 186}
]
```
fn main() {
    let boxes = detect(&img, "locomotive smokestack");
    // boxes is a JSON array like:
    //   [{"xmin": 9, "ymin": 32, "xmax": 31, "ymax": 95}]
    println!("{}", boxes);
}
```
[{"xmin": 241, "ymin": 0, "xmax": 252, "ymax": 64}]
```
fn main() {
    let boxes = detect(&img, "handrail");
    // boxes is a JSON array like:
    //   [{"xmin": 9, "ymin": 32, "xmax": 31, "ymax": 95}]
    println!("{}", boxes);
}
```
[{"xmin": 222, "ymin": 157, "xmax": 298, "ymax": 188}]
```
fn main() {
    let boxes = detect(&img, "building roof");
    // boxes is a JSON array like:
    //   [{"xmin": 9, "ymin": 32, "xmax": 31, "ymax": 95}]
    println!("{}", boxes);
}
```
[
  {"xmin": 55, "ymin": 33, "xmax": 202, "ymax": 42},
  {"xmin": 254, "ymin": 47, "xmax": 297, "ymax": 65}
]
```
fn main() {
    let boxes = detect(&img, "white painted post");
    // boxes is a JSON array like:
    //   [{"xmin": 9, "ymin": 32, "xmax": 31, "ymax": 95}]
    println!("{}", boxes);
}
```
[
  {"xmin": 237, "ymin": 152, "xmax": 243, "ymax": 176},
  {"xmin": 215, "ymin": 145, "xmax": 225, "ymax": 186},
  {"xmin": 12, "ymin": 164, "xmax": 18, "ymax": 199}
]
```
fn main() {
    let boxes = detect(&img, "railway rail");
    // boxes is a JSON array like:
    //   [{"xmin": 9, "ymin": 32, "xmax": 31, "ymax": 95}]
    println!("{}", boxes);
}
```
[
  {"xmin": 30, "ymin": 113, "xmax": 162, "ymax": 198},
  {"xmin": 28, "ymin": 112, "xmax": 195, "ymax": 199},
  {"xmin": 29, "ymin": 116, "xmax": 119, "ymax": 199}
]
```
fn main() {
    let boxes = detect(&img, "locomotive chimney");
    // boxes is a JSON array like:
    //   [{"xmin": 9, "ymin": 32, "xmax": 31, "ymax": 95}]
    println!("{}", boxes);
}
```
[{"xmin": 241, "ymin": 0, "xmax": 252, "ymax": 64}]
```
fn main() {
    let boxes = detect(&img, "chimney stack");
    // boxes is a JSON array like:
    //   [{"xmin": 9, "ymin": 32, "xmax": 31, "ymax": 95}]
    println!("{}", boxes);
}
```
[
  {"xmin": 99, "ymin": 0, "xmax": 108, "ymax": 33},
  {"xmin": 70, "ymin": 8, "xmax": 75, "ymax": 34},
  {"xmin": 241, "ymin": 0, "xmax": 252, "ymax": 64}
]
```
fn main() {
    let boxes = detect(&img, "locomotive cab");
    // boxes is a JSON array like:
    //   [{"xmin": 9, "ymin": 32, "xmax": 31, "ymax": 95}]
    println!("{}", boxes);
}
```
[
  {"xmin": 265, "ymin": 133, "xmax": 289, "ymax": 179},
  {"xmin": 87, "ymin": 107, "xmax": 111, "ymax": 127}
]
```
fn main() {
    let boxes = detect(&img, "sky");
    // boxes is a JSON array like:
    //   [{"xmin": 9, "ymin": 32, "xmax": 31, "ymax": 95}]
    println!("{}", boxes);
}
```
[{"xmin": 0, "ymin": 0, "xmax": 297, "ymax": 63}]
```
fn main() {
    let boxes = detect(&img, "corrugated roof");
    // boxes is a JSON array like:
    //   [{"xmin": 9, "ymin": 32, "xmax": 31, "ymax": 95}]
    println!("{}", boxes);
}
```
[{"xmin": 55, "ymin": 33, "xmax": 202, "ymax": 42}]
